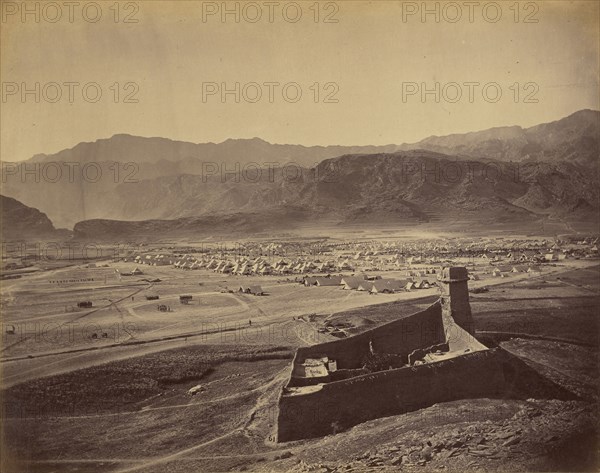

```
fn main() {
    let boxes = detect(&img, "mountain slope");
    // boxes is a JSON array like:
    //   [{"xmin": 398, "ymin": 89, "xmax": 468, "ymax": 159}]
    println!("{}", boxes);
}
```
[
  {"xmin": 107, "ymin": 150, "xmax": 598, "ymax": 223},
  {"xmin": 70, "ymin": 150, "xmax": 599, "ymax": 240},
  {"xmin": 2, "ymin": 110, "xmax": 598, "ymax": 231},
  {"xmin": 402, "ymin": 110, "xmax": 599, "ymax": 165},
  {"xmin": 0, "ymin": 195, "xmax": 58, "ymax": 240}
]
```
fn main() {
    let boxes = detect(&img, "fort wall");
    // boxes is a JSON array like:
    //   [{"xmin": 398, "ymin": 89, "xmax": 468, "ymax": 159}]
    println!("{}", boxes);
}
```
[
  {"xmin": 276, "ymin": 267, "xmax": 502, "ymax": 443},
  {"xmin": 292, "ymin": 302, "xmax": 445, "ymax": 372},
  {"xmin": 277, "ymin": 348, "xmax": 507, "ymax": 442}
]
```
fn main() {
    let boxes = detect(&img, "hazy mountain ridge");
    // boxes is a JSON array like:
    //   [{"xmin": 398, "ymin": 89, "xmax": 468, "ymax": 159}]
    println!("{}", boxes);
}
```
[
  {"xmin": 28, "ymin": 135, "xmax": 401, "ymax": 168},
  {"xmin": 401, "ymin": 110, "xmax": 599, "ymax": 165},
  {"xmin": 20, "ymin": 110, "xmax": 598, "ymax": 170},
  {"xmin": 1, "ymin": 110, "xmax": 598, "ymax": 235}
]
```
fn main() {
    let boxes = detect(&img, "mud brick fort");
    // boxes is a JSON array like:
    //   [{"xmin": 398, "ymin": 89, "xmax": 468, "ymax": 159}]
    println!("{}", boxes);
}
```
[{"xmin": 276, "ymin": 267, "xmax": 510, "ymax": 442}]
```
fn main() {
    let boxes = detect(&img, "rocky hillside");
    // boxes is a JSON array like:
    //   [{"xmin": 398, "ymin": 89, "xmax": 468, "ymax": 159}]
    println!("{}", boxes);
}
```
[
  {"xmin": 69, "ymin": 149, "xmax": 598, "ymax": 240},
  {"xmin": 0, "ymin": 195, "xmax": 58, "ymax": 240}
]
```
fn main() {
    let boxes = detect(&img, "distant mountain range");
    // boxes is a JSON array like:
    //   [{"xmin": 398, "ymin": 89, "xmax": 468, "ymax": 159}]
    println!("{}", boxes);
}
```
[
  {"xmin": 400, "ymin": 109, "xmax": 599, "ymax": 166},
  {"xmin": 2, "ymin": 109, "xmax": 598, "ymax": 240},
  {"xmin": 28, "ymin": 134, "xmax": 401, "ymax": 169}
]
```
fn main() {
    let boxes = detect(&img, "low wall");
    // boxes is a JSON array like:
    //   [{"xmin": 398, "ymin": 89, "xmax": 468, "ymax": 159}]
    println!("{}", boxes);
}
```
[
  {"xmin": 293, "ymin": 302, "xmax": 445, "ymax": 371},
  {"xmin": 277, "ymin": 348, "xmax": 507, "ymax": 442},
  {"xmin": 407, "ymin": 342, "xmax": 449, "ymax": 364}
]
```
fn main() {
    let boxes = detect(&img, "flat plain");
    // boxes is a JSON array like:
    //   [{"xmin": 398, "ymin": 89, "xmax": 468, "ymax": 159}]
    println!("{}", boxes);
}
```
[{"xmin": 1, "ymin": 237, "xmax": 598, "ymax": 472}]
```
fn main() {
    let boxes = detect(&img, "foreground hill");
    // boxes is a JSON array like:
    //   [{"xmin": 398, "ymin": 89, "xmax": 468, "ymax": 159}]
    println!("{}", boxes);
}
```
[
  {"xmin": 0, "ymin": 195, "xmax": 60, "ymax": 240},
  {"xmin": 71, "ymin": 210, "xmax": 309, "ymax": 241}
]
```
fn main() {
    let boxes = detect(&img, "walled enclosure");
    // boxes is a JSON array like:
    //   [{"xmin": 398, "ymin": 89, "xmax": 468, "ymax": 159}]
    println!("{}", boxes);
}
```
[{"xmin": 276, "ymin": 267, "xmax": 505, "ymax": 442}]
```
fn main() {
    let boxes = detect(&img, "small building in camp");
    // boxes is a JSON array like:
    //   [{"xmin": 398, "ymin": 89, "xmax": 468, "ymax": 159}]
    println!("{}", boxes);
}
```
[{"xmin": 239, "ymin": 285, "xmax": 265, "ymax": 295}]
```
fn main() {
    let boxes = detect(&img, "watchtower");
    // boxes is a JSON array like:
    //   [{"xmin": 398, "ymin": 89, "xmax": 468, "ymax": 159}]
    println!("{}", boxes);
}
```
[{"xmin": 438, "ymin": 267, "xmax": 474, "ymax": 335}]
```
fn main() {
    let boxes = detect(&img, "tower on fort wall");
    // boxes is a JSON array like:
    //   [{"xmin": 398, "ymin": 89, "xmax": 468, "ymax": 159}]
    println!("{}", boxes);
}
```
[{"xmin": 438, "ymin": 267, "xmax": 474, "ymax": 335}]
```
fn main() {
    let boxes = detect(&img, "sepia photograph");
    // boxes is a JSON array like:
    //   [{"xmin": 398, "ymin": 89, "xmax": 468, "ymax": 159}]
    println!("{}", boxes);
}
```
[{"xmin": 0, "ymin": 1, "xmax": 599, "ymax": 472}]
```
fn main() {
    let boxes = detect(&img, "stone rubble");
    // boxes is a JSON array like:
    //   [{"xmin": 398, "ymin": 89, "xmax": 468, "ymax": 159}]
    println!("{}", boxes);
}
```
[{"xmin": 283, "ymin": 399, "xmax": 596, "ymax": 473}]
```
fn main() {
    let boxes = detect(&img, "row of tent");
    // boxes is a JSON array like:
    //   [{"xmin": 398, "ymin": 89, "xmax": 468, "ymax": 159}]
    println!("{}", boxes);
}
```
[
  {"xmin": 301, "ymin": 275, "xmax": 436, "ymax": 293},
  {"xmin": 491, "ymin": 265, "xmax": 542, "ymax": 277},
  {"xmin": 172, "ymin": 256, "xmax": 356, "ymax": 275}
]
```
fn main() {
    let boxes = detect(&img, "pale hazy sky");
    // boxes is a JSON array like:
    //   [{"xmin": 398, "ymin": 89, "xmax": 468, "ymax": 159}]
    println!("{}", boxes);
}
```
[{"xmin": 1, "ymin": 0, "xmax": 598, "ymax": 161}]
